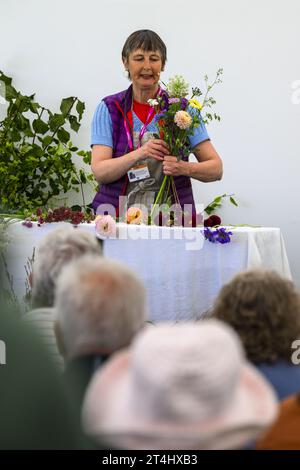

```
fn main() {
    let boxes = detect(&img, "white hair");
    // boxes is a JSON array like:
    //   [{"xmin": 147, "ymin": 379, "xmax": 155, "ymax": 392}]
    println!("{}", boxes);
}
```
[
  {"xmin": 54, "ymin": 255, "xmax": 147, "ymax": 359},
  {"xmin": 31, "ymin": 226, "xmax": 102, "ymax": 308}
]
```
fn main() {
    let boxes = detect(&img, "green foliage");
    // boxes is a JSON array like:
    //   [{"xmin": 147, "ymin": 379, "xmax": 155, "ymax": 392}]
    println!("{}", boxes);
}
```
[
  {"xmin": 205, "ymin": 193, "xmax": 238, "ymax": 215},
  {"xmin": 0, "ymin": 71, "xmax": 95, "ymax": 212},
  {"xmin": 201, "ymin": 68, "xmax": 223, "ymax": 124}
]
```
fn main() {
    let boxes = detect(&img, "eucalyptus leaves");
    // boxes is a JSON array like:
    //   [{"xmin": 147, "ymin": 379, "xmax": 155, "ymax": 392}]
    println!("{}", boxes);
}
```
[{"xmin": 0, "ymin": 71, "xmax": 94, "ymax": 212}]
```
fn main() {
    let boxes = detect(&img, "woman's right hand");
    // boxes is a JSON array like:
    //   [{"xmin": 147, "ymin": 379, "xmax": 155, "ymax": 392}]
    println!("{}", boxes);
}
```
[{"xmin": 137, "ymin": 139, "xmax": 169, "ymax": 161}]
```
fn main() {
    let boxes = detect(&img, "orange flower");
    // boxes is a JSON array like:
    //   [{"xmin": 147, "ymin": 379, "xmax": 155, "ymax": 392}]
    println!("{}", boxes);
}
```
[
  {"xmin": 125, "ymin": 207, "xmax": 143, "ymax": 224},
  {"xmin": 158, "ymin": 119, "xmax": 165, "ymax": 139}
]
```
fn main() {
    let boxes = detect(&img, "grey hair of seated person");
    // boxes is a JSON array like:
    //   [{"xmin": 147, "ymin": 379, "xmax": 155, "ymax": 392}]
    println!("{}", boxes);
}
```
[
  {"xmin": 54, "ymin": 255, "xmax": 147, "ymax": 360},
  {"xmin": 31, "ymin": 226, "xmax": 101, "ymax": 309}
]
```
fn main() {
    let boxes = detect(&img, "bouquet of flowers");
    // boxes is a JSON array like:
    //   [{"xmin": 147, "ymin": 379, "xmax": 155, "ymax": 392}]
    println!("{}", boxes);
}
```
[{"xmin": 148, "ymin": 69, "xmax": 223, "ymax": 222}]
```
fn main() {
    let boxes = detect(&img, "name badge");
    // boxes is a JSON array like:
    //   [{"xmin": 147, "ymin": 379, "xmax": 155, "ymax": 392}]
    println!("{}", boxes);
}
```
[{"xmin": 127, "ymin": 163, "xmax": 150, "ymax": 182}]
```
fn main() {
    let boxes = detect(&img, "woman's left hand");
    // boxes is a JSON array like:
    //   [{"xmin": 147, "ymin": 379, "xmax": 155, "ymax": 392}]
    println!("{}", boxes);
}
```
[{"xmin": 162, "ymin": 156, "xmax": 184, "ymax": 176}]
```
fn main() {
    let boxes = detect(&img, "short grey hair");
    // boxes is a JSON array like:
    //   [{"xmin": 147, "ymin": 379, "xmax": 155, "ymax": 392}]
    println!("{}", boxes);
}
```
[
  {"xmin": 122, "ymin": 29, "xmax": 167, "ymax": 68},
  {"xmin": 54, "ymin": 255, "xmax": 147, "ymax": 359},
  {"xmin": 32, "ymin": 226, "xmax": 101, "ymax": 308}
]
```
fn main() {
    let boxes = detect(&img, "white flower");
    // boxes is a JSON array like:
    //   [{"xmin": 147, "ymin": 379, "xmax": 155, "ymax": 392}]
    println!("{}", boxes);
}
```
[
  {"xmin": 147, "ymin": 98, "xmax": 159, "ymax": 107},
  {"xmin": 166, "ymin": 75, "xmax": 189, "ymax": 98}
]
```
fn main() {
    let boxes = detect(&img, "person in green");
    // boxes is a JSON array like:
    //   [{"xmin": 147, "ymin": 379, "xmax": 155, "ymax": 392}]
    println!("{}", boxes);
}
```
[{"xmin": 0, "ymin": 303, "xmax": 88, "ymax": 449}]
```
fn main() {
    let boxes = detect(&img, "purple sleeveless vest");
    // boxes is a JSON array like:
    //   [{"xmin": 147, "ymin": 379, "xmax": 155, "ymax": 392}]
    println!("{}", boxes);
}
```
[{"xmin": 92, "ymin": 85, "xmax": 196, "ymax": 216}]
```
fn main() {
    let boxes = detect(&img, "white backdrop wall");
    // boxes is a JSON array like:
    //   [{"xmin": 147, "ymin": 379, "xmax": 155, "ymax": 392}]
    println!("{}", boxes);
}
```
[{"xmin": 1, "ymin": 0, "xmax": 300, "ymax": 285}]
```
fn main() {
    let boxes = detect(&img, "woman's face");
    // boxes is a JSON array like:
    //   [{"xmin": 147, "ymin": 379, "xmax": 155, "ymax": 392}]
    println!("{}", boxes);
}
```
[{"xmin": 123, "ymin": 49, "xmax": 163, "ymax": 91}]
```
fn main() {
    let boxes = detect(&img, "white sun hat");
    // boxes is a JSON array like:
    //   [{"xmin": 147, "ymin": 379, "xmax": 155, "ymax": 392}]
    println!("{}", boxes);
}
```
[{"xmin": 82, "ymin": 320, "xmax": 278, "ymax": 450}]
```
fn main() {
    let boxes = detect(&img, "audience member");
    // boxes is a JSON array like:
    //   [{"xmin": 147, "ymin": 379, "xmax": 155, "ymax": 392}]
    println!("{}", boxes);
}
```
[
  {"xmin": 256, "ymin": 391, "xmax": 300, "ymax": 449},
  {"xmin": 212, "ymin": 269, "xmax": 300, "ymax": 399},
  {"xmin": 54, "ymin": 255, "xmax": 147, "ymax": 408},
  {"xmin": 82, "ymin": 320, "xmax": 278, "ymax": 450},
  {"xmin": 0, "ymin": 303, "xmax": 87, "ymax": 449},
  {"xmin": 23, "ymin": 225, "xmax": 101, "ymax": 369}
]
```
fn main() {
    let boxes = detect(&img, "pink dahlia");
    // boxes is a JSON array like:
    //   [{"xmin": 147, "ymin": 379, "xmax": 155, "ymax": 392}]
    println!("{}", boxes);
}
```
[{"xmin": 174, "ymin": 110, "xmax": 192, "ymax": 129}]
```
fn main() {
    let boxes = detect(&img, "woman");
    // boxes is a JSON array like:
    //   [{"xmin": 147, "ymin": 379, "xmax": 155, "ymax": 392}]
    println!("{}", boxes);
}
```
[{"xmin": 91, "ymin": 29, "xmax": 222, "ymax": 222}]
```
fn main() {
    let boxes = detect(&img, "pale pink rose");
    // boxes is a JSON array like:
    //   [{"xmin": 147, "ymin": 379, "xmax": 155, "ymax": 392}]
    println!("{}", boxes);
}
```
[
  {"xmin": 95, "ymin": 215, "xmax": 116, "ymax": 238},
  {"xmin": 125, "ymin": 207, "xmax": 143, "ymax": 224},
  {"xmin": 174, "ymin": 110, "xmax": 192, "ymax": 129}
]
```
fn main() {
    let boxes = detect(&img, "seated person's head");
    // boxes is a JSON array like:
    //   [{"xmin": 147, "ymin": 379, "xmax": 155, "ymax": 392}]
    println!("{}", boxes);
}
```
[
  {"xmin": 31, "ymin": 226, "xmax": 101, "ymax": 309},
  {"xmin": 82, "ymin": 319, "xmax": 278, "ymax": 450},
  {"xmin": 54, "ymin": 255, "xmax": 146, "ymax": 361},
  {"xmin": 212, "ymin": 269, "xmax": 300, "ymax": 364}
]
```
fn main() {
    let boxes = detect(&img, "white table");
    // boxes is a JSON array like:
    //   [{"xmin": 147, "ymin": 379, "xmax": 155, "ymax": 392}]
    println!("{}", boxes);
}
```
[{"xmin": 3, "ymin": 222, "xmax": 292, "ymax": 322}]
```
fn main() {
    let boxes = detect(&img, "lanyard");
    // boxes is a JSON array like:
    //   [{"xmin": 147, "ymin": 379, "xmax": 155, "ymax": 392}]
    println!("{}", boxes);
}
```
[
  {"xmin": 114, "ymin": 100, "xmax": 134, "ymax": 151},
  {"xmin": 137, "ymin": 106, "xmax": 155, "ymax": 148},
  {"xmin": 115, "ymin": 87, "xmax": 162, "ymax": 152}
]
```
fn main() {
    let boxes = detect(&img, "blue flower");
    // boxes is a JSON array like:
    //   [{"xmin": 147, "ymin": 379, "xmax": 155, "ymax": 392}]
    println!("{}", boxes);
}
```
[
  {"xmin": 204, "ymin": 227, "xmax": 217, "ymax": 243},
  {"xmin": 215, "ymin": 227, "xmax": 233, "ymax": 244},
  {"xmin": 204, "ymin": 227, "xmax": 233, "ymax": 244},
  {"xmin": 153, "ymin": 113, "xmax": 166, "ymax": 123}
]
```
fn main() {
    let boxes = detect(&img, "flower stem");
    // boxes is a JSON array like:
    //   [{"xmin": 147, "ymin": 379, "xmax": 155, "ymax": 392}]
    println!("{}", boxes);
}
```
[{"xmin": 150, "ymin": 175, "xmax": 168, "ymax": 222}]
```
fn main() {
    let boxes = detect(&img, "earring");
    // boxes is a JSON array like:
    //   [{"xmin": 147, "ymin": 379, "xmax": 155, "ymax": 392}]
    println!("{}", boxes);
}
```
[{"xmin": 123, "ymin": 69, "xmax": 129, "ymax": 78}]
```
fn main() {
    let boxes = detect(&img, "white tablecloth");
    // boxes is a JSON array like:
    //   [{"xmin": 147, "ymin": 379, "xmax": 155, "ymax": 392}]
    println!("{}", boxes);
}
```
[{"xmin": 3, "ymin": 222, "xmax": 292, "ymax": 322}]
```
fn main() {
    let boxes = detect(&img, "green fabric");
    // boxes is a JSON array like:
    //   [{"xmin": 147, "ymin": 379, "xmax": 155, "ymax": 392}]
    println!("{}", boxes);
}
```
[{"xmin": 0, "ymin": 304, "xmax": 88, "ymax": 449}]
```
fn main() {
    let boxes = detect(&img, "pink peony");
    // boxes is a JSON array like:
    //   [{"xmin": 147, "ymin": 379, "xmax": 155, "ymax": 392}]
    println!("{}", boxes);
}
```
[
  {"xmin": 174, "ymin": 110, "xmax": 192, "ymax": 129},
  {"xmin": 95, "ymin": 215, "xmax": 116, "ymax": 238}
]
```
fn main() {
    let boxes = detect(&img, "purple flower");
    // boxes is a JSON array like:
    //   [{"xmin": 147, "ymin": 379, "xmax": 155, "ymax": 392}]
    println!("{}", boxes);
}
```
[
  {"xmin": 181, "ymin": 98, "xmax": 188, "ymax": 109},
  {"xmin": 204, "ymin": 227, "xmax": 233, "ymax": 244},
  {"xmin": 153, "ymin": 113, "xmax": 166, "ymax": 123},
  {"xmin": 168, "ymin": 97, "xmax": 180, "ymax": 104},
  {"xmin": 159, "ymin": 96, "xmax": 169, "ymax": 111},
  {"xmin": 22, "ymin": 218, "xmax": 33, "ymax": 228},
  {"xmin": 215, "ymin": 227, "xmax": 233, "ymax": 244},
  {"xmin": 204, "ymin": 227, "xmax": 217, "ymax": 243}
]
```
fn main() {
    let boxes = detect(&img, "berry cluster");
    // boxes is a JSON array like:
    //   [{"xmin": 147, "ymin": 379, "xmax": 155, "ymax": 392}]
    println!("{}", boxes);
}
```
[{"xmin": 22, "ymin": 207, "xmax": 95, "ymax": 227}]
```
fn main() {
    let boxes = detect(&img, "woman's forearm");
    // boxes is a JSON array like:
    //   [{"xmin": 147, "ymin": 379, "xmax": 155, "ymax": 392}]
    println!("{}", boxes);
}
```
[
  {"xmin": 180, "ymin": 159, "xmax": 223, "ymax": 182},
  {"xmin": 92, "ymin": 148, "xmax": 143, "ymax": 184}
]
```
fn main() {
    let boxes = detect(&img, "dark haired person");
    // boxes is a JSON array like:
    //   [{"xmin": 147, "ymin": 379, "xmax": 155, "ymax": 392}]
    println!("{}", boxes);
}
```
[
  {"xmin": 91, "ymin": 29, "xmax": 222, "ymax": 222},
  {"xmin": 212, "ymin": 269, "xmax": 300, "ymax": 400}
]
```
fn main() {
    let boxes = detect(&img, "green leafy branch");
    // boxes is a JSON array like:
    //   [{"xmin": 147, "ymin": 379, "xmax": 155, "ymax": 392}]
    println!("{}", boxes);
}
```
[
  {"xmin": 205, "ymin": 193, "xmax": 238, "ymax": 216},
  {"xmin": 201, "ymin": 68, "xmax": 223, "ymax": 124},
  {"xmin": 0, "ymin": 70, "xmax": 95, "ymax": 212}
]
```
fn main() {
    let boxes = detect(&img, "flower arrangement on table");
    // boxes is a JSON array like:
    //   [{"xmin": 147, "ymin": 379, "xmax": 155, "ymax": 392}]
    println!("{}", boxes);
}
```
[
  {"xmin": 13, "ymin": 194, "xmax": 237, "ymax": 245},
  {"xmin": 95, "ymin": 193, "xmax": 238, "ymax": 244},
  {"xmin": 203, "ymin": 193, "xmax": 238, "ymax": 244}
]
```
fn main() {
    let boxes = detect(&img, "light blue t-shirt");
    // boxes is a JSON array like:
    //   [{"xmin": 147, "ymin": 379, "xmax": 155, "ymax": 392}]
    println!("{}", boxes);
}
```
[{"xmin": 91, "ymin": 101, "xmax": 210, "ymax": 149}]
